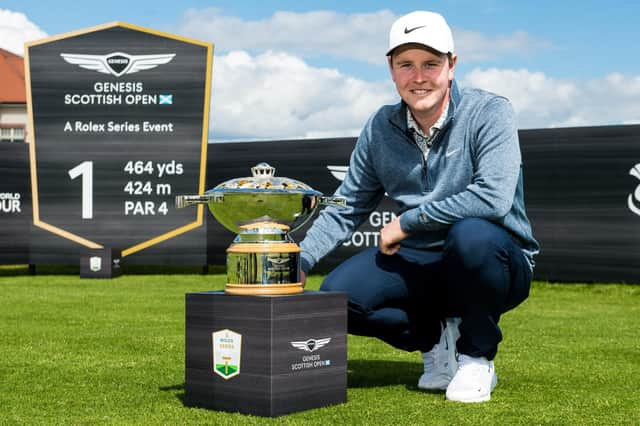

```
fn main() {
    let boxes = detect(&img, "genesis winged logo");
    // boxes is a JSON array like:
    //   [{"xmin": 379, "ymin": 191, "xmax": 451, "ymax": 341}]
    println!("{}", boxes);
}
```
[
  {"xmin": 60, "ymin": 52, "xmax": 176, "ymax": 77},
  {"xmin": 291, "ymin": 338, "xmax": 331, "ymax": 352},
  {"xmin": 327, "ymin": 165, "xmax": 388, "ymax": 197},
  {"xmin": 628, "ymin": 163, "xmax": 640, "ymax": 217},
  {"xmin": 327, "ymin": 165, "xmax": 348, "ymax": 182}
]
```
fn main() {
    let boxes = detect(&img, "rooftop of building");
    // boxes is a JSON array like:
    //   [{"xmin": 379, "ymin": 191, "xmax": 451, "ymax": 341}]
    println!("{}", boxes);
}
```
[{"xmin": 0, "ymin": 48, "xmax": 26, "ymax": 104}]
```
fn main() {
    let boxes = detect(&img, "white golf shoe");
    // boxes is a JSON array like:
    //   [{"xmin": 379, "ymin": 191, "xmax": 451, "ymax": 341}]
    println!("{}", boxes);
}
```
[
  {"xmin": 445, "ymin": 354, "xmax": 498, "ymax": 403},
  {"xmin": 418, "ymin": 318, "xmax": 461, "ymax": 391}
]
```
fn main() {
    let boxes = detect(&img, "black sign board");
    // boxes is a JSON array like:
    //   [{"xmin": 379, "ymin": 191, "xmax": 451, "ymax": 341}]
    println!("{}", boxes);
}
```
[{"xmin": 25, "ymin": 22, "xmax": 212, "ymax": 261}]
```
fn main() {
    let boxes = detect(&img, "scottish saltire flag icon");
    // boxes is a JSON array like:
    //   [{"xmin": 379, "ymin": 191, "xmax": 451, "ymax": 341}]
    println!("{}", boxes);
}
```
[{"xmin": 159, "ymin": 94, "xmax": 173, "ymax": 105}]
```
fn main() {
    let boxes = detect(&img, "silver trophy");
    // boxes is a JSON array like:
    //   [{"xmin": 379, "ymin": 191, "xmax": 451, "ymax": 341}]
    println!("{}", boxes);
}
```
[{"xmin": 176, "ymin": 163, "xmax": 345, "ymax": 295}]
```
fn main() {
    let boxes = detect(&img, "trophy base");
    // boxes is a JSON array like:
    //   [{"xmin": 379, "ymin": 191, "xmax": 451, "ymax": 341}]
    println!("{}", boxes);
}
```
[
  {"xmin": 226, "ymin": 233, "xmax": 302, "ymax": 295},
  {"xmin": 225, "ymin": 282, "xmax": 304, "ymax": 295}
]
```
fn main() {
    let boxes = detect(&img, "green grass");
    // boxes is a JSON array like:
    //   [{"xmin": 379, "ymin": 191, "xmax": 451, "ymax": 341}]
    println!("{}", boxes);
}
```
[{"xmin": 0, "ymin": 270, "xmax": 638, "ymax": 425}]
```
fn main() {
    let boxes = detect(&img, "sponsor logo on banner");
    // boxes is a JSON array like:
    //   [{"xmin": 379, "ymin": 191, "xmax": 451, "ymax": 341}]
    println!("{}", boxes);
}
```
[
  {"xmin": 290, "ymin": 337, "xmax": 333, "ymax": 371},
  {"xmin": 0, "ymin": 193, "xmax": 21, "ymax": 214},
  {"xmin": 60, "ymin": 52, "xmax": 176, "ymax": 77},
  {"xmin": 628, "ymin": 163, "xmax": 640, "ymax": 217},
  {"xmin": 89, "ymin": 256, "xmax": 102, "ymax": 272},
  {"xmin": 212, "ymin": 329, "xmax": 241, "ymax": 379},
  {"xmin": 327, "ymin": 165, "xmax": 348, "ymax": 182},
  {"xmin": 326, "ymin": 165, "xmax": 397, "ymax": 248}
]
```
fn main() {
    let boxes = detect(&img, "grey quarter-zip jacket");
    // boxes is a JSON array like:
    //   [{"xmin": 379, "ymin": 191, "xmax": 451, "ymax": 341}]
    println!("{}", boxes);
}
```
[{"xmin": 300, "ymin": 80, "xmax": 540, "ymax": 273}]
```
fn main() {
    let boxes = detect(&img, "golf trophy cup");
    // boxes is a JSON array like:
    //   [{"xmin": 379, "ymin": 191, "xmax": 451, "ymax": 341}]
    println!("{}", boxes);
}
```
[{"xmin": 176, "ymin": 163, "xmax": 346, "ymax": 295}]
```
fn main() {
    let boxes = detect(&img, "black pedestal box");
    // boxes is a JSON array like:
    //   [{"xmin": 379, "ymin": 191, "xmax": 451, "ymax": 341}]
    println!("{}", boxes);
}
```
[
  {"xmin": 185, "ymin": 291, "xmax": 347, "ymax": 417},
  {"xmin": 80, "ymin": 248, "xmax": 121, "ymax": 278}
]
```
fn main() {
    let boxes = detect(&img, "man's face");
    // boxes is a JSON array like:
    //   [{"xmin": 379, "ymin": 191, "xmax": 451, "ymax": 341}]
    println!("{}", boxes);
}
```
[{"xmin": 389, "ymin": 45, "xmax": 456, "ymax": 118}]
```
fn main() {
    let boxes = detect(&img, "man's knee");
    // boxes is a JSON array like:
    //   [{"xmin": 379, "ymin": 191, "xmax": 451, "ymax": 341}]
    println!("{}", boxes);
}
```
[
  {"xmin": 444, "ymin": 218, "xmax": 499, "ymax": 271},
  {"xmin": 319, "ymin": 247, "xmax": 379, "ymax": 295},
  {"xmin": 319, "ymin": 270, "xmax": 348, "ymax": 293},
  {"xmin": 320, "ymin": 272, "xmax": 373, "ymax": 333}
]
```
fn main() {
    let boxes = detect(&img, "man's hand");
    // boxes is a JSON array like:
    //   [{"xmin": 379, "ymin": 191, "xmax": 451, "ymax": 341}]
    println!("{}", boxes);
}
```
[
  {"xmin": 300, "ymin": 270, "xmax": 307, "ymax": 288},
  {"xmin": 379, "ymin": 217, "xmax": 409, "ymax": 256}
]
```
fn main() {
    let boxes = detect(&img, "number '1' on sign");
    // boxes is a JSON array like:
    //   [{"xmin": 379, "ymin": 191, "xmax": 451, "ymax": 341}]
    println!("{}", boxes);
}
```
[{"xmin": 68, "ymin": 161, "xmax": 93, "ymax": 219}]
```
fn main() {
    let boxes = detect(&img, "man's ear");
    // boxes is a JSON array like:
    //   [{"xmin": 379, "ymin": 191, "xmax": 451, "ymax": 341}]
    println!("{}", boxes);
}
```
[
  {"xmin": 387, "ymin": 55, "xmax": 396, "ymax": 82},
  {"xmin": 448, "ymin": 54, "xmax": 458, "ymax": 81}
]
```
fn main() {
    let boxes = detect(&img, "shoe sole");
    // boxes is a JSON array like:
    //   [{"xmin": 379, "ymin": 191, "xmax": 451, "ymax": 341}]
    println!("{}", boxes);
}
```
[
  {"xmin": 418, "ymin": 377, "xmax": 452, "ymax": 391},
  {"xmin": 418, "ymin": 382, "xmax": 450, "ymax": 391}
]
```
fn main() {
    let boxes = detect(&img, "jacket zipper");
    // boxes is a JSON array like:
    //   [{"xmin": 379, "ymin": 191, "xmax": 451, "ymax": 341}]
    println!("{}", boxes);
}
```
[
  {"xmin": 390, "ymin": 115, "xmax": 454, "ymax": 191},
  {"xmin": 418, "ymin": 119, "xmax": 453, "ymax": 190},
  {"xmin": 389, "ymin": 122, "xmax": 430, "ymax": 189}
]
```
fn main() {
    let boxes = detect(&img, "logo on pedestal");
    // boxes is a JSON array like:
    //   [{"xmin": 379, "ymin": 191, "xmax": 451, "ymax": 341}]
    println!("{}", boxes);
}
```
[
  {"xmin": 212, "ymin": 329, "xmax": 242, "ymax": 379},
  {"xmin": 89, "ymin": 256, "xmax": 102, "ymax": 272},
  {"xmin": 290, "ymin": 337, "xmax": 333, "ymax": 371},
  {"xmin": 291, "ymin": 338, "xmax": 331, "ymax": 352}
]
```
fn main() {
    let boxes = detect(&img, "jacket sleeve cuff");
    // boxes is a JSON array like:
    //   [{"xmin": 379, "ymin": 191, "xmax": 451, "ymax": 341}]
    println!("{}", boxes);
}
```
[
  {"xmin": 300, "ymin": 253, "xmax": 315, "ymax": 275},
  {"xmin": 401, "ymin": 206, "xmax": 448, "ymax": 233},
  {"xmin": 399, "ymin": 207, "xmax": 424, "ymax": 233}
]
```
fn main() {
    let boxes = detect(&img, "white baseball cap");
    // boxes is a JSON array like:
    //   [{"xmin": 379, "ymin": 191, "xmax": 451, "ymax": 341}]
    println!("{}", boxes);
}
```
[{"xmin": 387, "ymin": 11, "xmax": 455, "ymax": 56}]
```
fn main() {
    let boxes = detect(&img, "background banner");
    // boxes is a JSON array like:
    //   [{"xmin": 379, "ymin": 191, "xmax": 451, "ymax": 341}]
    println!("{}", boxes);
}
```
[
  {"xmin": 1, "ymin": 125, "xmax": 639, "ymax": 282},
  {"xmin": 206, "ymin": 125, "xmax": 640, "ymax": 283},
  {"xmin": 0, "ymin": 143, "xmax": 31, "ymax": 265},
  {"xmin": 521, "ymin": 125, "xmax": 640, "ymax": 282}
]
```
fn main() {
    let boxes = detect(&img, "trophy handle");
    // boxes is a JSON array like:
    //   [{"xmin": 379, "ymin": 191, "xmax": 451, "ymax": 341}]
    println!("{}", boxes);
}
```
[
  {"xmin": 319, "ymin": 196, "xmax": 347, "ymax": 208},
  {"xmin": 175, "ymin": 194, "xmax": 224, "ymax": 208}
]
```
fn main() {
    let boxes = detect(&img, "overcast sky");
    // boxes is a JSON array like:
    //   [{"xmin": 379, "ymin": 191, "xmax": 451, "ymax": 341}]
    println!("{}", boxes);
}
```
[{"xmin": 2, "ymin": 1, "xmax": 639, "ymax": 141}]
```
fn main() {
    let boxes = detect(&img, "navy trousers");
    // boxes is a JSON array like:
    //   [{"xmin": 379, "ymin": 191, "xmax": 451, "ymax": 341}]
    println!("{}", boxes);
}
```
[{"xmin": 320, "ymin": 218, "xmax": 531, "ymax": 359}]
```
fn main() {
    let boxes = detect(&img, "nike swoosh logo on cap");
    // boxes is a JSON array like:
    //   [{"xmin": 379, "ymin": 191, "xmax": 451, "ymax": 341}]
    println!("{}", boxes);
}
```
[{"xmin": 404, "ymin": 25, "xmax": 426, "ymax": 34}]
